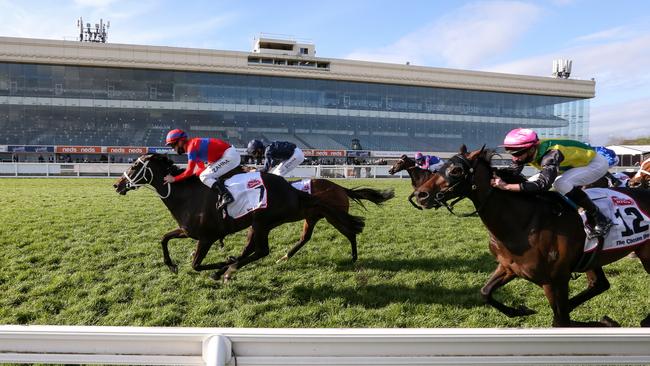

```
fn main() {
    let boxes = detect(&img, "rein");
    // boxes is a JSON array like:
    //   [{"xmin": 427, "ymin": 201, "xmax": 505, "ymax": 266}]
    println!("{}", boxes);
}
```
[
  {"xmin": 123, "ymin": 157, "xmax": 172, "ymax": 199},
  {"xmin": 433, "ymin": 154, "xmax": 494, "ymax": 217}
]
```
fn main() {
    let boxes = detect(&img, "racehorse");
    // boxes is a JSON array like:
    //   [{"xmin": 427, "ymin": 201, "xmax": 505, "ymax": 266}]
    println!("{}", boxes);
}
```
[
  {"xmin": 276, "ymin": 179, "xmax": 394, "ymax": 262},
  {"xmin": 388, "ymin": 154, "xmax": 434, "ymax": 209},
  {"xmin": 629, "ymin": 157, "xmax": 650, "ymax": 189},
  {"xmin": 114, "ymin": 154, "xmax": 365, "ymax": 282},
  {"xmin": 413, "ymin": 145, "xmax": 650, "ymax": 327}
]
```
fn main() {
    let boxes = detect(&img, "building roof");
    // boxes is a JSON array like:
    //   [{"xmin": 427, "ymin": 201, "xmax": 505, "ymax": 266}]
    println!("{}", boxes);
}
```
[
  {"xmin": 606, "ymin": 145, "xmax": 650, "ymax": 155},
  {"xmin": 0, "ymin": 36, "xmax": 595, "ymax": 98}
]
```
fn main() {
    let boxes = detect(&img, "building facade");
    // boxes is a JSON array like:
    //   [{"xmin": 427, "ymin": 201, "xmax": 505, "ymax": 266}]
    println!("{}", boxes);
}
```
[{"xmin": 0, "ymin": 36, "xmax": 595, "ymax": 152}]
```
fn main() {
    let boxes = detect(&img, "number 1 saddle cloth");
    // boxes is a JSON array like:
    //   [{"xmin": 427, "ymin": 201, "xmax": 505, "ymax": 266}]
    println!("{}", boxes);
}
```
[{"xmin": 224, "ymin": 172, "xmax": 268, "ymax": 219}]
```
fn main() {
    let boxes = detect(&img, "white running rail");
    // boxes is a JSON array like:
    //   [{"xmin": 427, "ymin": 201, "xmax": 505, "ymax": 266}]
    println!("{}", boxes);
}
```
[{"xmin": 1, "ymin": 326, "xmax": 649, "ymax": 365}]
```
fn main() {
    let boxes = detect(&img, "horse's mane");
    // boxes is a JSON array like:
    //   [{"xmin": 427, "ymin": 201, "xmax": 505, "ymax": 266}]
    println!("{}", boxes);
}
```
[
  {"xmin": 474, "ymin": 149, "xmax": 528, "ymax": 184},
  {"xmin": 148, "ymin": 154, "xmax": 186, "ymax": 176}
]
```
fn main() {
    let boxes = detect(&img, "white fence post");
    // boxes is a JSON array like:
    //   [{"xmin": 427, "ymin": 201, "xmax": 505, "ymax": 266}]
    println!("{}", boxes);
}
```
[{"xmin": 202, "ymin": 335, "xmax": 231, "ymax": 366}]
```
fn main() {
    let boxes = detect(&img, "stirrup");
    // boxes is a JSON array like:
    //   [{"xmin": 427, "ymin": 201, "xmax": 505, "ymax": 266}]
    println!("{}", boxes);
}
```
[
  {"xmin": 217, "ymin": 194, "xmax": 233, "ymax": 210},
  {"xmin": 586, "ymin": 220, "xmax": 613, "ymax": 239}
]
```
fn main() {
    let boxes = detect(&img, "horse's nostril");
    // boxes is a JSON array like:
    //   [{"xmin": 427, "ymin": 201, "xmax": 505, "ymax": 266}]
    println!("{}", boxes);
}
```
[{"xmin": 417, "ymin": 191, "xmax": 429, "ymax": 199}]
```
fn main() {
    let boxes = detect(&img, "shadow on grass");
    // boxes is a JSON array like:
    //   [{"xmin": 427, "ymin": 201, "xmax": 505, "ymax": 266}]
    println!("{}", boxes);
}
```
[
  {"xmin": 333, "ymin": 251, "xmax": 497, "ymax": 274},
  {"xmin": 290, "ymin": 281, "xmax": 483, "ymax": 309}
]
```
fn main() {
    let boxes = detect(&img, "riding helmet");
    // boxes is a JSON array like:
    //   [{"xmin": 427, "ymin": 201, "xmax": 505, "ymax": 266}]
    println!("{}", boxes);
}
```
[
  {"xmin": 500, "ymin": 128, "xmax": 539, "ymax": 150},
  {"xmin": 165, "ymin": 129, "xmax": 188, "ymax": 146},
  {"xmin": 247, "ymin": 139, "xmax": 265, "ymax": 155}
]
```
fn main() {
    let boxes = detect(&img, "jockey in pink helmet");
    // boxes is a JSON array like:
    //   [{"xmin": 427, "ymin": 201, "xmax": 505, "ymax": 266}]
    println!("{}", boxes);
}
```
[{"xmin": 492, "ymin": 128, "xmax": 612, "ymax": 238}]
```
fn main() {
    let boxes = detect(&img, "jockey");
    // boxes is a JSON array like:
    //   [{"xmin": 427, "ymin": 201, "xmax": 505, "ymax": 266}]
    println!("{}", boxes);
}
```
[
  {"xmin": 162, "ymin": 129, "xmax": 240, "ymax": 209},
  {"xmin": 415, "ymin": 152, "xmax": 444, "ymax": 172},
  {"xmin": 247, "ymin": 139, "xmax": 305, "ymax": 177},
  {"xmin": 594, "ymin": 146, "xmax": 628, "ymax": 187},
  {"xmin": 491, "ymin": 128, "xmax": 613, "ymax": 238}
]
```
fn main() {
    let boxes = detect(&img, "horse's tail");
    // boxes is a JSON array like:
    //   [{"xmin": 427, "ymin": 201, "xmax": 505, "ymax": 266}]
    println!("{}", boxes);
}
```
[
  {"xmin": 343, "ymin": 187, "xmax": 395, "ymax": 209},
  {"xmin": 298, "ymin": 191, "xmax": 365, "ymax": 236}
]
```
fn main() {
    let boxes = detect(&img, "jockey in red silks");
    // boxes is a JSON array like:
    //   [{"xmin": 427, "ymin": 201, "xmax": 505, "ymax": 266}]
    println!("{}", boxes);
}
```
[
  {"xmin": 491, "ymin": 128, "xmax": 612, "ymax": 238},
  {"xmin": 162, "ymin": 129, "xmax": 240, "ymax": 209}
]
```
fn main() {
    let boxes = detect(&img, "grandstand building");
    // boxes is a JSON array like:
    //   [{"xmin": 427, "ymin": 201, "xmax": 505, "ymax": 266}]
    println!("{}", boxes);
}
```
[{"xmin": 0, "ymin": 36, "xmax": 595, "ymax": 153}]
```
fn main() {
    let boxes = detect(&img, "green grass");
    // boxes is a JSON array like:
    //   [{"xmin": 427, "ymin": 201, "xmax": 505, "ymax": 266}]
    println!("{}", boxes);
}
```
[{"xmin": 0, "ymin": 178, "xmax": 647, "ymax": 328}]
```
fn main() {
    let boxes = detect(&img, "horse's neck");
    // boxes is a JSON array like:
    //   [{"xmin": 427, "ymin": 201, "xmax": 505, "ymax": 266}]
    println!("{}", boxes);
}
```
[
  {"xmin": 409, "ymin": 169, "xmax": 431, "ymax": 188},
  {"xmin": 467, "ymin": 164, "xmax": 538, "ymax": 239}
]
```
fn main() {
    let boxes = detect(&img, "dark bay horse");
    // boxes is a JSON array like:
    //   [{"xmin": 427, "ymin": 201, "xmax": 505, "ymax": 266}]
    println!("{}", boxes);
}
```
[
  {"xmin": 114, "ymin": 154, "xmax": 365, "ymax": 281},
  {"xmin": 388, "ymin": 154, "xmax": 433, "ymax": 209},
  {"xmin": 414, "ymin": 146, "xmax": 650, "ymax": 327},
  {"xmin": 629, "ymin": 158, "xmax": 650, "ymax": 188}
]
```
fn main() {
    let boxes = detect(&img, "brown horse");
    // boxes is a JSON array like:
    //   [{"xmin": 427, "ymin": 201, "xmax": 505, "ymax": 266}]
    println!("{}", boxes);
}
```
[
  {"xmin": 414, "ymin": 145, "xmax": 650, "ymax": 327},
  {"xmin": 388, "ymin": 154, "xmax": 433, "ymax": 209},
  {"xmin": 629, "ymin": 157, "xmax": 650, "ymax": 188},
  {"xmin": 277, "ymin": 179, "xmax": 394, "ymax": 262},
  {"xmin": 114, "ymin": 154, "xmax": 366, "ymax": 282},
  {"xmin": 158, "ymin": 176, "xmax": 393, "ymax": 268}
]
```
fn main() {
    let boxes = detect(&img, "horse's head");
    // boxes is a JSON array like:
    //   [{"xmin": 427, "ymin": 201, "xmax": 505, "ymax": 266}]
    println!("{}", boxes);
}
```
[
  {"xmin": 113, "ymin": 154, "xmax": 177, "ymax": 195},
  {"xmin": 628, "ymin": 159, "xmax": 650, "ymax": 189},
  {"xmin": 414, "ymin": 145, "xmax": 489, "ymax": 209},
  {"xmin": 388, "ymin": 154, "xmax": 415, "ymax": 175}
]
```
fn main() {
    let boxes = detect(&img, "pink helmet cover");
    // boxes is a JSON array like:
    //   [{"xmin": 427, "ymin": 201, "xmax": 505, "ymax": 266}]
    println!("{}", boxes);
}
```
[{"xmin": 501, "ymin": 128, "xmax": 538, "ymax": 149}]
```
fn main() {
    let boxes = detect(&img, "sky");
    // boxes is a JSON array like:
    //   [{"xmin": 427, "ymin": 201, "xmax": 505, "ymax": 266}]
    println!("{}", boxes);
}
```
[{"xmin": 1, "ymin": 0, "xmax": 649, "ymax": 145}]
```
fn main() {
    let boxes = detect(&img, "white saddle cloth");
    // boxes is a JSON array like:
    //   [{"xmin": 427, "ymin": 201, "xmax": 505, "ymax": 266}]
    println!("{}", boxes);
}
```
[
  {"xmin": 582, "ymin": 188, "xmax": 650, "ymax": 252},
  {"xmin": 290, "ymin": 179, "xmax": 312, "ymax": 194},
  {"xmin": 224, "ymin": 172, "xmax": 268, "ymax": 219}
]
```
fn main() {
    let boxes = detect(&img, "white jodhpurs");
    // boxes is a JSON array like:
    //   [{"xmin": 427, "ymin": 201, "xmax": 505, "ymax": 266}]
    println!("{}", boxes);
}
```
[
  {"xmin": 270, "ymin": 148, "xmax": 305, "ymax": 177},
  {"xmin": 199, "ymin": 146, "xmax": 241, "ymax": 187},
  {"xmin": 553, "ymin": 153, "xmax": 609, "ymax": 195}
]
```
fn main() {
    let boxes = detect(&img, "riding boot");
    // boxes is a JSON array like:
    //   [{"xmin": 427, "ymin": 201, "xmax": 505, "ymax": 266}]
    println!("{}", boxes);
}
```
[
  {"xmin": 565, "ymin": 187, "xmax": 613, "ymax": 238},
  {"xmin": 605, "ymin": 172, "xmax": 622, "ymax": 187},
  {"xmin": 211, "ymin": 180, "xmax": 234, "ymax": 210}
]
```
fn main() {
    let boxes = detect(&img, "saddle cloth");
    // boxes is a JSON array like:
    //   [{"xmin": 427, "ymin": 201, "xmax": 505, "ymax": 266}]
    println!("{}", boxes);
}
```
[
  {"xmin": 290, "ymin": 179, "xmax": 312, "ymax": 194},
  {"xmin": 582, "ymin": 188, "xmax": 650, "ymax": 253},
  {"xmin": 223, "ymin": 172, "xmax": 268, "ymax": 219}
]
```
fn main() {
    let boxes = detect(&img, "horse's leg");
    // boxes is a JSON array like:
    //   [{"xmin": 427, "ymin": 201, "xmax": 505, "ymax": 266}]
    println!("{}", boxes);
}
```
[
  {"xmin": 567, "ymin": 267, "xmax": 610, "ymax": 312},
  {"xmin": 325, "ymin": 216, "xmax": 358, "ymax": 262},
  {"xmin": 543, "ymin": 281, "xmax": 619, "ymax": 327},
  {"xmin": 190, "ymin": 239, "xmax": 229, "ymax": 272},
  {"xmin": 278, "ymin": 217, "xmax": 320, "ymax": 263},
  {"xmin": 542, "ymin": 282, "xmax": 571, "ymax": 327},
  {"xmin": 218, "ymin": 225, "xmax": 272, "ymax": 282},
  {"xmin": 480, "ymin": 264, "xmax": 536, "ymax": 317},
  {"xmin": 209, "ymin": 228, "xmax": 257, "ymax": 281},
  {"xmin": 635, "ymin": 245, "xmax": 650, "ymax": 327},
  {"xmin": 160, "ymin": 228, "xmax": 187, "ymax": 273}
]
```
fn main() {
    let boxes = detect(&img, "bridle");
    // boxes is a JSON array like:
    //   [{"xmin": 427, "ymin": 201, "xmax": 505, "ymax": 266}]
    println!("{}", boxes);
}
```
[
  {"xmin": 428, "ymin": 152, "xmax": 494, "ymax": 217},
  {"xmin": 122, "ymin": 156, "xmax": 171, "ymax": 199}
]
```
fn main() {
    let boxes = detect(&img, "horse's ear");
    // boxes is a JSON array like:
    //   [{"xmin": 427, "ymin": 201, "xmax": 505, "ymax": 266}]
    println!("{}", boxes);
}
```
[
  {"xmin": 401, "ymin": 154, "xmax": 408, "ymax": 159},
  {"xmin": 468, "ymin": 145, "xmax": 487, "ymax": 161},
  {"xmin": 459, "ymin": 144, "xmax": 468, "ymax": 155}
]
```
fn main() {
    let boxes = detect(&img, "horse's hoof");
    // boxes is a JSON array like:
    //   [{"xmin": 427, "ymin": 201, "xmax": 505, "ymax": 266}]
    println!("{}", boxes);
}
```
[
  {"xmin": 600, "ymin": 316, "xmax": 620, "ymax": 327},
  {"xmin": 167, "ymin": 264, "xmax": 178, "ymax": 274},
  {"xmin": 223, "ymin": 274, "xmax": 232, "ymax": 284},
  {"xmin": 210, "ymin": 267, "xmax": 228, "ymax": 282},
  {"xmin": 507, "ymin": 306, "xmax": 536, "ymax": 317},
  {"xmin": 276, "ymin": 254, "xmax": 289, "ymax": 263},
  {"xmin": 518, "ymin": 307, "xmax": 537, "ymax": 316}
]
